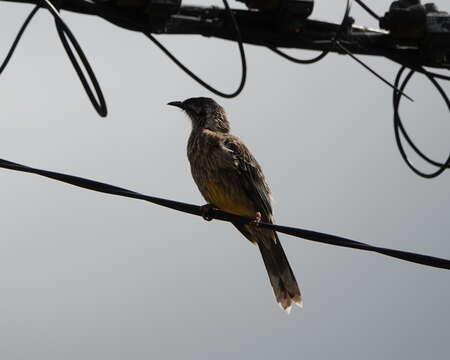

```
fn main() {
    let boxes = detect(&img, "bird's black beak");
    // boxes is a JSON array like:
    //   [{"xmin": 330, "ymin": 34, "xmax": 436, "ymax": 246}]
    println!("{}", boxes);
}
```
[{"xmin": 167, "ymin": 101, "xmax": 185, "ymax": 110}]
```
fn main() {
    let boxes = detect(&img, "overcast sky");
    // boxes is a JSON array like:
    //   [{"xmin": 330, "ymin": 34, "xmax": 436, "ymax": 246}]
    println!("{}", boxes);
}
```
[{"xmin": 0, "ymin": 1, "xmax": 449, "ymax": 359}]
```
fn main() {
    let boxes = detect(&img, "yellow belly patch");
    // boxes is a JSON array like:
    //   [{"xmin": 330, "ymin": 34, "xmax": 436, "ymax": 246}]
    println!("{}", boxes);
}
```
[{"xmin": 203, "ymin": 181, "xmax": 255, "ymax": 217}]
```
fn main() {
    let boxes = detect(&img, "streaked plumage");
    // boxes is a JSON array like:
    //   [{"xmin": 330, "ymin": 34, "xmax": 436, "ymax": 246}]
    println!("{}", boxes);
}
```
[{"xmin": 168, "ymin": 97, "xmax": 302, "ymax": 312}]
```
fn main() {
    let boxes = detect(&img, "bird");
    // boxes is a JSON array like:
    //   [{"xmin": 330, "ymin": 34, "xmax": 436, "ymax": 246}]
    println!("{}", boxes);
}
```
[{"xmin": 168, "ymin": 97, "xmax": 302, "ymax": 312}]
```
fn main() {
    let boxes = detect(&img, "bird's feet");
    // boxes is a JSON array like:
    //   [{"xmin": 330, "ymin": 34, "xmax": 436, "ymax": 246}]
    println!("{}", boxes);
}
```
[
  {"xmin": 200, "ymin": 203, "xmax": 216, "ymax": 221},
  {"xmin": 249, "ymin": 211, "xmax": 262, "ymax": 226}
]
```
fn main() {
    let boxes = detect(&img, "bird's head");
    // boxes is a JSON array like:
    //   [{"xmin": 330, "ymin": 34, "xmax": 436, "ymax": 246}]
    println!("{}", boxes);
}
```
[{"xmin": 168, "ymin": 97, "xmax": 230, "ymax": 133}]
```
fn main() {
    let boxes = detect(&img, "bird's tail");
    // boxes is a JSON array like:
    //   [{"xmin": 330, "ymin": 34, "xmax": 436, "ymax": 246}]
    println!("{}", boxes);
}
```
[{"xmin": 258, "ymin": 234, "xmax": 302, "ymax": 312}]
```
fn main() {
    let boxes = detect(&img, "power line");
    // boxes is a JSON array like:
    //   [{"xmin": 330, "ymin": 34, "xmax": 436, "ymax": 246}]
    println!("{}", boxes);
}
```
[{"xmin": 1, "ymin": 157, "xmax": 449, "ymax": 271}]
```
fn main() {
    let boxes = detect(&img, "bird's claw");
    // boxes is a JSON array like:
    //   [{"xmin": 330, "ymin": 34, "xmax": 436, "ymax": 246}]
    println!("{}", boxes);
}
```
[
  {"xmin": 200, "ymin": 204, "xmax": 216, "ymax": 221},
  {"xmin": 249, "ymin": 211, "xmax": 262, "ymax": 226}
]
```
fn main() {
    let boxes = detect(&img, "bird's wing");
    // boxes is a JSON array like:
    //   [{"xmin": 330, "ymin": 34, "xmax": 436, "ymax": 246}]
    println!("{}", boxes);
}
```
[{"xmin": 221, "ymin": 135, "xmax": 273, "ymax": 221}]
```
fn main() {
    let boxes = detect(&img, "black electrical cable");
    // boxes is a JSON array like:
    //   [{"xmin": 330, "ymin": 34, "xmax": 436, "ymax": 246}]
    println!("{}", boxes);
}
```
[
  {"xmin": 1, "ymin": 157, "xmax": 449, "ymax": 270},
  {"xmin": 40, "ymin": 0, "xmax": 107, "ymax": 117},
  {"xmin": 395, "ymin": 70, "xmax": 450, "ymax": 169},
  {"xmin": 268, "ymin": 0, "xmax": 353, "ymax": 64},
  {"xmin": 354, "ymin": 0, "xmax": 380, "ymax": 20},
  {"xmin": 393, "ymin": 67, "xmax": 450, "ymax": 178},
  {"xmin": 393, "ymin": 68, "xmax": 450, "ymax": 177},
  {"xmin": 0, "ymin": 5, "xmax": 38, "ymax": 75},
  {"xmin": 389, "ymin": 57, "xmax": 450, "ymax": 82},
  {"xmin": 412, "ymin": 67, "xmax": 450, "ymax": 82},
  {"xmin": 145, "ymin": 0, "xmax": 246, "ymax": 98}
]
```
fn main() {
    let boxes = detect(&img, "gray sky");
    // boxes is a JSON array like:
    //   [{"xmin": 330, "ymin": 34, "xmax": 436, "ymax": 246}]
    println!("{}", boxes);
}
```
[{"xmin": 0, "ymin": 1, "xmax": 449, "ymax": 359}]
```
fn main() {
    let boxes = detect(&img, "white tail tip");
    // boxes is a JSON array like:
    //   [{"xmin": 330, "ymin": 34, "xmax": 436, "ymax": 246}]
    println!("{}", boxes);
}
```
[{"xmin": 295, "ymin": 299, "xmax": 304, "ymax": 308}]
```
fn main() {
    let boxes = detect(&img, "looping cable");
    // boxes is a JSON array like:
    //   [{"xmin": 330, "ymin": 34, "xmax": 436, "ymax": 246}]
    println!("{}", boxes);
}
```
[
  {"xmin": 0, "ymin": 5, "xmax": 39, "ymax": 75},
  {"xmin": 42, "ymin": 0, "xmax": 107, "ymax": 117},
  {"xmin": 413, "ymin": 67, "xmax": 450, "ymax": 82},
  {"xmin": 393, "ymin": 67, "xmax": 450, "ymax": 178},
  {"xmin": 268, "ymin": 0, "xmax": 353, "ymax": 64},
  {"xmin": 1, "ymin": 1, "xmax": 107, "ymax": 117},
  {"xmin": 145, "ymin": 0, "xmax": 247, "ymax": 98}
]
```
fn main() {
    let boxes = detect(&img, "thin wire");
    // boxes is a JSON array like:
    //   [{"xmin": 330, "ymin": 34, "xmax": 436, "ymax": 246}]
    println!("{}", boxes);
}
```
[
  {"xmin": 354, "ymin": 0, "xmax": 380, "ymax": 20},
  {"xmin": 145, "ymin": 0, "xmax": 247, "ymax": 98},
  {"xmin": 393, "ymin": 67, "xmax": 450, "ymax": 178},
  {"xmin": 0, "ymin": 157, "xmax": 449, "ymax": 270},
  {"xmin": 40, "ymin": 0, "xmax": 107, "ymax": 117},
  {"xmin": 0, "ymin": 5, "xmax": 39, "ymax": 75},
  {"xmin": 268, "ymin": 0, "xmax": 353, "ymax": 64},
  {"xmin": 336, "ymin": 41, "xmax": 413, "ymax": 102}
]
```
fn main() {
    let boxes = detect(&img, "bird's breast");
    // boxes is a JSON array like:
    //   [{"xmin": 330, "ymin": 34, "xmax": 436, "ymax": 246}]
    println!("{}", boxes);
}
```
[{"xmin": 201, "ymin": 179, "xmax": 256, "ymax": 217}]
